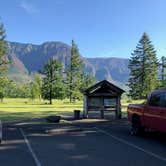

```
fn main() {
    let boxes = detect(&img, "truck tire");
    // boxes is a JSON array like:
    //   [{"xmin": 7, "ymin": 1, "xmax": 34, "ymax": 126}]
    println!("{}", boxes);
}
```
[{"xmin": 131, "ymin": 116, "xmax": 143, "ymax": 136}]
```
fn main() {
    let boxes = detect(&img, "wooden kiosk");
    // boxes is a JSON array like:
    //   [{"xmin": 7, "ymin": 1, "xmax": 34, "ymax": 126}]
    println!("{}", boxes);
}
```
[{"xmin": 83, "ymin": 80, "xmax": 125, "ymax": 119}]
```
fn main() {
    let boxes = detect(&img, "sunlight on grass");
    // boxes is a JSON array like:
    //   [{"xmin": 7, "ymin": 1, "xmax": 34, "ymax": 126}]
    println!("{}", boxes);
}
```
[
  {"xmin": 0, "ymin": 98, "xmax": 145, "ymax": 122},
  {"xmin": 0, "ymin": 98, "xmax": 83, "ymax": 122}
]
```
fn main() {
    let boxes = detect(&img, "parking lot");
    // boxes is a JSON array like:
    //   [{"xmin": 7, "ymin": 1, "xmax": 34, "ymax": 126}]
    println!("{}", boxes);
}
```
[{"xmin": 1, "ymin": 119, "xmax": 166, "ymax": 166}]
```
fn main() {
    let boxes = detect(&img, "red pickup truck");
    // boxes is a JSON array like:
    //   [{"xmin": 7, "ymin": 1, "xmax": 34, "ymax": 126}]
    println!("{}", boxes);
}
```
[{"xmin": 127, "ymin": 90, "xmax": 166, "ymax": 135}]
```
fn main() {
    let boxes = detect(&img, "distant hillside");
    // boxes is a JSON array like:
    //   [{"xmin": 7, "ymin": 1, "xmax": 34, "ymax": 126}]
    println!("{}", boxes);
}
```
[
  {"xmin": 6, "ymin": 54, "xmax": 31, "ymax": 83},
  {"xmin": 87, "ymin": 58, "xmax": 129, "ymax": 84},
  {"xmin": 7, "ymin": 41, "xmax": 71, "ymax": 72},
  {"xmin": 6, "ymin": 41, "xmax": 129, "ymax": 86}
]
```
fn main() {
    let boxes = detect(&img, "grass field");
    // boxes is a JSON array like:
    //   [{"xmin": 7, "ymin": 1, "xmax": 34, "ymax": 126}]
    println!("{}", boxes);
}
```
[{"xmin": 0, "ymin": 98, "xmax": 144, "ymax": 122}]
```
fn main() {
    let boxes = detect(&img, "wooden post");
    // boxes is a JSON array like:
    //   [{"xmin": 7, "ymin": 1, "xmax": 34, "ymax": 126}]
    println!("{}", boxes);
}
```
[
  {"xmin": 115, "ymin": 98, "xmax": 118, "ymax": 119},
  {"xmin": 101, "ymin": 105, "xmax": 104, "ymax": 119},
  {"xmin": 101, "ymin": 110, "xmax": 104, "ymax": 119},
  {"xmin": 116, "ymin": 96, "xmax": 121, "ymax": 119},
  {"xmin": 83, "ymin": 95, "xmax": 88, "ymax": 118}
]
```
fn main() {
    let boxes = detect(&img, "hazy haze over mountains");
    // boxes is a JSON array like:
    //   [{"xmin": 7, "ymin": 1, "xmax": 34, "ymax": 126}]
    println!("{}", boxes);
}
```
[{"xmin": 6, "ymin": 41, "xmax": 129, "ymax": 87}]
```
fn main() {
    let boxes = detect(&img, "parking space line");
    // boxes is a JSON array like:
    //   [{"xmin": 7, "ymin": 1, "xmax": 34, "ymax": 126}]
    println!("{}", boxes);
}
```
[
  {"xmin": 20, "ymin": 128, "xmax": 42, "ymax": 166},
  {"xmin": 94, "ymin": 127, "xmax": 166, "ymax": 162}
]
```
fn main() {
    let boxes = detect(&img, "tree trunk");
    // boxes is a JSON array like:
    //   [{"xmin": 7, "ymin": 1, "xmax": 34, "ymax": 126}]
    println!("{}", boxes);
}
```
[
  {"xmin": 49, "ymin": 97, "xmax": 52, "ymax": 105},
  {"xmin": 49, "ymin": 86, "xmax": 52, "ymax": 105}
]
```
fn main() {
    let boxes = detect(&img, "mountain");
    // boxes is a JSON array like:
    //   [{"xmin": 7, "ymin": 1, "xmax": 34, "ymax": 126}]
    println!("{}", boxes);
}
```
[
  {"xmin": 6, "ymin": 54, "xmax": 31, "ymax": 83},
  {"xmin": 6, "ymin": 41, "xmax": 129, "ymax": 86},
  {"xmin": 87, "ymin": 58, "xmax": 129, "ymax": 84},
  {"xmin": 7, "ymin": 41, "xmax": 71, "ymax": 72}
]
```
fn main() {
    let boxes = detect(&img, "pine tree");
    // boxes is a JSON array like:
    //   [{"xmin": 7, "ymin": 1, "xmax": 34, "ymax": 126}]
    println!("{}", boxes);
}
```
[
  {"xmin": 66, "ymin": 40, "xmax": 83, "ymax": 102},
  {"xmin": 41, "ymin": 57, "xmax": 62, "ymax": 104},
  {"xmin": 0, "ymin": 21, "xmax": 9, "ymax": 101},
  {"xmin": 128, "ymin": 32, "xmax": 158, "ymax": 99},
  {"xmin": 160, "ymin": 56, "xmax": 166, "ymax": 89},
  {"xmin": 80, "ymin": 72, "xmax": 96, "ymax": 93},
  {"xmin": 0, "ymin": 21, "xmax": 8, "ymax": 75}
]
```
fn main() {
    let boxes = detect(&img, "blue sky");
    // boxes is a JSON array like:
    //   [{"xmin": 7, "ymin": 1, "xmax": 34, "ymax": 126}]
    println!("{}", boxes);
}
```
[{"xmin": 0, "ymin": 0, "xmax": 166, "ymax": 58}]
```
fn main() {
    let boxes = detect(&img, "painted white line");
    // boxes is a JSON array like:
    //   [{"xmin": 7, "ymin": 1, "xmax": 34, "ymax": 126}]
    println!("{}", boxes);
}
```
[
  {"xmin": 94, "ymin": 127, "xmax": 166, "ymax": 162},
  {"xmin": 20, "ymin": 128, "xmax": 42, "ymax": 166}
]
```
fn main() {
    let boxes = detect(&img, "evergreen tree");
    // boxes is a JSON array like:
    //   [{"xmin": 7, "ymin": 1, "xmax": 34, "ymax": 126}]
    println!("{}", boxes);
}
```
[
  {"xmin": 41, "ymin": 57, "xmax": 62, "ymax": 104},
  {"xmin": 128, "ymin": 32, "xmax": 158, "ymax": 99},
  {"xmin": 0, "ymin": 21, "xmax": 8, "ymax": 75},
  {"xmin": 80, "ymin": 72, "xmax": 96, "ymax": 93},
  {"xmin": 160, "ymin": 56, "xmax": 166, "ymax": 89},
  {"xmin": 66, "ymin": 40, "xmax": 83, "ymax": 102},
  {"xmin": 0, "ymin": 21, "xmax": 9, "ymax": 101}
]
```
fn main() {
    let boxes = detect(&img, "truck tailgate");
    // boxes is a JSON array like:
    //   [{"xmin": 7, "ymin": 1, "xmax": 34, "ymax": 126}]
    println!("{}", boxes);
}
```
[{"xmin": 127, "ymin": 104, "xmax": 145, "ymax": 121}]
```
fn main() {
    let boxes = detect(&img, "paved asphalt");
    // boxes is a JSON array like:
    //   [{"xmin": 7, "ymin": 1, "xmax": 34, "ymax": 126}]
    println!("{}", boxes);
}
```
[{"xmin": 1, "ymin": 119, "xmax": 166, "ymax": 166}]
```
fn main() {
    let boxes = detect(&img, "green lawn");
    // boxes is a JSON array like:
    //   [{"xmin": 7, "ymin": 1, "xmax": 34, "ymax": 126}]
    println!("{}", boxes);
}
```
[{"xmin": 0, "ymin": 98, "xmax": 144, "ymax": 122}]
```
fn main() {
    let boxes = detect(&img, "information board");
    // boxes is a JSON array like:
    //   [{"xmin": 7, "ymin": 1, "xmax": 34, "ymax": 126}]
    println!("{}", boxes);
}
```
[
  {"xmin": 88, "ymin": 97, "xmax": 101, "ymax": 107},
  {"xmin": 104, "ymin": 98, "xmax": 116, "ymax": 107}
]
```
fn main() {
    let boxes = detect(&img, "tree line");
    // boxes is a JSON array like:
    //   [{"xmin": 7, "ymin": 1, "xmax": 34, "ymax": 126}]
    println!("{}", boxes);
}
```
[
  {"xmin": 0, "ymin": 22, "xmax": 96, "ymax": 103},
  {"xmin": 1, "ymin": 20, "xmax": 166, "ymax": 101}
]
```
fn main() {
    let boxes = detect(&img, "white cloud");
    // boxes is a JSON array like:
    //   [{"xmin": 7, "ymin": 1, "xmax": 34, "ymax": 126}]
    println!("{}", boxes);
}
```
[{"xmin": 19, "ymin": 1, "xmax": 39, "ymax": 14}]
